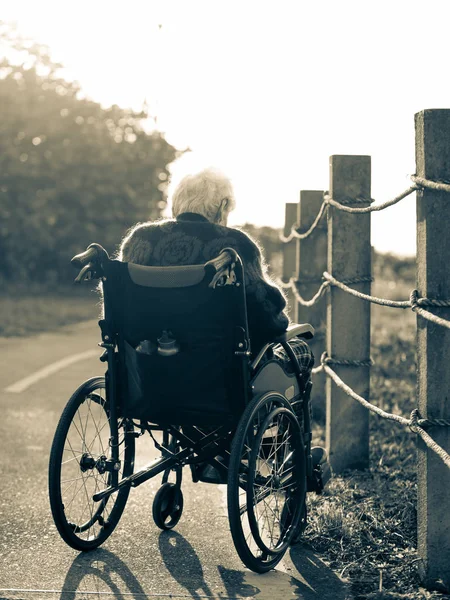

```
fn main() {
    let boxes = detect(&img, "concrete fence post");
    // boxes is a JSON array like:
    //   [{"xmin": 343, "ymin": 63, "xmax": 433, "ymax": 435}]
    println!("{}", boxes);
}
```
[
  {"xmin": 326, "ymin": 155, "xmax": 371, "ymax": 472},
  {"xmin": 415, "ymin": 109, "xmax": 450, "ymax": 592},
  {"xmin": 295, "ymin": 190, "xmax": 327, "ymax": 421},
  {"xmin": 282, "ymin": 202, "xmax": 298, "ymax": 318}
]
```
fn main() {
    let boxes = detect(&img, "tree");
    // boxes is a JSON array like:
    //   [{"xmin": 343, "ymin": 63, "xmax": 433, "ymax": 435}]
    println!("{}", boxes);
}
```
[{"xmin": 0, "ymin": 21, "xmax": 178, "ymax": 281}]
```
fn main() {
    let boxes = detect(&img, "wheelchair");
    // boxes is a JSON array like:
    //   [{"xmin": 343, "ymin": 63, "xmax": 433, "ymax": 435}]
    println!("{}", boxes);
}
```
[{"xmin": 48, "ymin": 243, "xmax": 322, "ymax": 573}]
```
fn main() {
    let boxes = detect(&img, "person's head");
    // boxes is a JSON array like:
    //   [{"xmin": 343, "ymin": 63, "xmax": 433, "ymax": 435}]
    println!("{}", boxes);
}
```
[{"xmin": 170, "ymin": 167, "xmax": 236, "ymax": 226}]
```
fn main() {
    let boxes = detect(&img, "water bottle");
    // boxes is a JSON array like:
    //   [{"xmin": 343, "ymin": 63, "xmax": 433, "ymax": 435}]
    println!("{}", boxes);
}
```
[{"xmin": 157, "ymin": 330, "xmax": 180, "ymax": 357}]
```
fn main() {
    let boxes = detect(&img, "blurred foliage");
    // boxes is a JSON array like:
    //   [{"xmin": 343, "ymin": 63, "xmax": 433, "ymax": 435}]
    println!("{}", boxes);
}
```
[
  {"xmin": 239, "ymin": 222, "xmax": 282, "ymax": 263},
  {"xmin": 240, "ymin": 223, "xmax": 416, "ymax": 285},
  {"xmin": 0, "ymin": 22, "xmax": 178, "ymax": 282},
  {"xmin": 239, "ymin": 223, "xmax": 284, "ymax": 279},
  {"xmin": 373, "ymin": 251, "xmax": 415, "ymax": 284}
]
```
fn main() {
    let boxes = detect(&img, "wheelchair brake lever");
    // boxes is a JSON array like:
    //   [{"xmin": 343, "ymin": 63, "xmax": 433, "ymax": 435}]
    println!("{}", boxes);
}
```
[
  {"xmin": 209, "ymin": 263, "xmax": 236, "ymax": 288},
  {"xmin": 74, "ymin": 263, "xmax": 95, "ymax": 283}
]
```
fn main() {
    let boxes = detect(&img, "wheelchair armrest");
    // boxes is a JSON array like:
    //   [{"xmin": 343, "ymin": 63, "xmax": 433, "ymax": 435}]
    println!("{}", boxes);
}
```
[
  {"xmin": 273, "ymin": 323, "xmax": 315, "ymax": 343},
  {"xmin": 250, "ymin": 323, "xmax": 315, "ymax": 371}
]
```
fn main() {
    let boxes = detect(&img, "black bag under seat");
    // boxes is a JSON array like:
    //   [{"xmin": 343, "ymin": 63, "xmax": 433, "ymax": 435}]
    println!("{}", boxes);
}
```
[
  {"xmin": 122, "ymin": 336, "xmax": 237, "ymax": 425},
  {"xmin": 102, "ymin": 260, "xmax": 246, "ymax": 426}
]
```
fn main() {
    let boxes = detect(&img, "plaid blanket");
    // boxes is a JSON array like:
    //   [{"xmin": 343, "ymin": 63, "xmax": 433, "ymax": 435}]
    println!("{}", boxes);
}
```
[{"xmin": 272, "ymin": 337, "xmax": 314, "ymax": 377}]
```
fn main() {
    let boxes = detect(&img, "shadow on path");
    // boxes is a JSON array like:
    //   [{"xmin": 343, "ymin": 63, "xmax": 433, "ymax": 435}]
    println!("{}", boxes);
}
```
[
  {"xmin": 288, "ymin": 543, "xmax": 349, "ymax": 599},
  {"xmin": 158, "ymin": 531, "xmax": 215, "ymax": 599},
  {"xmin": 59, "ymin": 548, "xmax": 147, "ymax": 599},
  {"xmin": 159, "ymin": 531, "xmax": 349, "ymax": 600},
  {"xmin": 56, "ymin": 537, "xmax": 349, "ymax": 600},
  {"xmin": 238, "ymin": 543, "xmax": 349, "ymax": 600},
  {"xmin": 159, "ymin": 531, "xmax": 259, "ymax": 598}
]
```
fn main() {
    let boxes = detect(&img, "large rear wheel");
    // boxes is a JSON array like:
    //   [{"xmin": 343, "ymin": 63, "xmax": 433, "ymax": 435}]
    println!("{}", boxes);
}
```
[
  {"xmin": 49, "ymin": 377, "xmax": 135, "ymax": 550},
  {"xmin": 228, "ymin": 392, "xmax": 306, "ymax": 572}
]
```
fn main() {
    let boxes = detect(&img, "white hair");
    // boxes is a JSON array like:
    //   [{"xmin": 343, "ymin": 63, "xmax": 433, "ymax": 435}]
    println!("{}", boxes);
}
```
[{"xmin": 170, "ymin": 168, "xmax": 236, "ymax": 225}]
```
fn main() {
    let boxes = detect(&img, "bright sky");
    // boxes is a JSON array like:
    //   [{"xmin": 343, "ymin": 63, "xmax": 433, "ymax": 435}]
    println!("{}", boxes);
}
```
[{"xmin": 3, "ymin": 0, "xmax": 450, "ymax": 256}]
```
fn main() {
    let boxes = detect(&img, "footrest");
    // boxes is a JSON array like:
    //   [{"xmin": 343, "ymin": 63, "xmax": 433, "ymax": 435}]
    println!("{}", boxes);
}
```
[{"xmin": 307, "ymin": 447, "xmax": 332, "ymax": 493}]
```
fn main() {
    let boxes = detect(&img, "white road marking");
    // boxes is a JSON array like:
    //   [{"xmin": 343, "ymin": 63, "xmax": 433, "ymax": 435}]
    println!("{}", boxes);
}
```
[{"xmin": 4, "ymin": 349, "xmax": 100, "ymax": 393}]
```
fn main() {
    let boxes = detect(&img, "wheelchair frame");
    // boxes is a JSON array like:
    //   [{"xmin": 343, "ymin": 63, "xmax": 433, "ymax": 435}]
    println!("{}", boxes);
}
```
[{"xmin": 48, "ymin": 243, "xmax": 319, "ymax": 573}]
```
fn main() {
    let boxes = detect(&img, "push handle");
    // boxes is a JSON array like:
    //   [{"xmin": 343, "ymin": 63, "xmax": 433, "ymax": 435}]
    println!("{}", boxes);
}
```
[
  {"xmin": 206, "ymin": 248, "xmax": 240, "ymax": 288},
  {"xmin": 71, "ymin": 246, "xmax": 99, "ymax": 269},
  {"xmin": 71, "ymin": 243, "xmax": 109, "ymax": 283},
  {"xmin": 71, "ymin": 243, "xmax": 109, "ymax": 269}
]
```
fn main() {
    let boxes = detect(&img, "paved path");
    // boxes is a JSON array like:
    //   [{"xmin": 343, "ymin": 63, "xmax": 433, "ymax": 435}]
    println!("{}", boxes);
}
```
[{"xmin": 0, "ymin": 321, "xmax": 350, "ymax": 600}]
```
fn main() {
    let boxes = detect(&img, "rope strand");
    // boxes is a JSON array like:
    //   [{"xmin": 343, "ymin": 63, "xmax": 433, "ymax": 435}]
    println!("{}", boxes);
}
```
[
  {"xmin": 410, "ymin": 290, "xmax": 450, "ymax": 330},
  {"xmin": 279, "ymin": 200, "xmax": 327, "ymax": 243},
  {"xmin": 323, "ymin": 355, "xmax": 373, "ymax": 368},
  {"xmin": 411, "ymin": 175, "xmax": 450, "ymax": 193},
  {"xmin": 323, "ymin": 272, "xmax": 410, "ymax": 308},
  {"xmin": 324, "ymin": 185, "xmax": 419, "ymax": 214},
  {"xmin": 322, "ymin": 358, "xmax": 410, "ymax": 426},
  {"xmin": 409, "ymin": 410, "xmax": 450, "ymax": 470},
  {"xmin": 319, "ymin": 355, "xmax": 450, "ymax": 470},
  {"xmin": 281, "ymin": 272, "xmax": 450, "ymax": 329},
  {"xmin": 290, "ymin": 280, "xmax": 330, "ymax": 307}
]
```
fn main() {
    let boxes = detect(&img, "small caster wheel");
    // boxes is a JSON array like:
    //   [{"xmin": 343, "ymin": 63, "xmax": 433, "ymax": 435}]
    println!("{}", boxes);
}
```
[{"xmin": 152, "ymin": 483, "xmax": 184, "ymax": 530}]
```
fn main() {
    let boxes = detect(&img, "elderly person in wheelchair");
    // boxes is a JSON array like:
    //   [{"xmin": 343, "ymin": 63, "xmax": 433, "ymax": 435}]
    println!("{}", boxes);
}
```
[
  {"xmin": 48, "ymin": 168, "xmax": 330, "ymax": 574},
  {"xmin": 119, "ymin": 167, "xmax": 309, "ymax": 364},
  {"xmin": 118, "ymin": 168, "xmax": 326, "ymax": 483}
]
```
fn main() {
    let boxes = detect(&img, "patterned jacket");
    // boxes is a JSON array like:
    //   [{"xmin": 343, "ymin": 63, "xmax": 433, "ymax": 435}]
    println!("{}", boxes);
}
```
[{"xmin": 119, "ymin": 212, "xmax": 290, "ymax": 352}]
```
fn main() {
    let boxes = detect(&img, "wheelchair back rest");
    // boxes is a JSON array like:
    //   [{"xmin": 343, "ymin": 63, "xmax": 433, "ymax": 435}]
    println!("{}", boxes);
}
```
[
  {"xmin": 127, "ymin": 262, "xmax": 206, "ymax": 288},
  {"xmin": 102, "ymin": 258, "xmax": 248, "ymax": 426}
]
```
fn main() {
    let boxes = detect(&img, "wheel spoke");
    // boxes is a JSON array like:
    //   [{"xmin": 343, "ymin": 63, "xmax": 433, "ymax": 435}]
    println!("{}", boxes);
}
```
[
  {"xmin": 228, "ymin": 393, "xmax": 308, "ymax": 571},
  {"xmin": 246, "ymin": 404, "xmax": 304, "ymax": 556},
  {"xmin": 50, "ymin": 381, "xmax": 134, "ymax": 548}
]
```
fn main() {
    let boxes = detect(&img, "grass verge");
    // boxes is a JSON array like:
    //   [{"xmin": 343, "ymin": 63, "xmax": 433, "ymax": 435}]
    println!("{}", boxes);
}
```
[
  {"xmin": 0, "ymin": 283, "xmax": 100, "ymax": 337},
  {"xmin": 304, "ymin": 279, "xmax": 449, "ymax": 599}
]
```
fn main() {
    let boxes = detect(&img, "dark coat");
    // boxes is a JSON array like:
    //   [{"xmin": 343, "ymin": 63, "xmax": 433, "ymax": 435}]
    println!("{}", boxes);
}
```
[{"xmin": 119, "ymin": 212, "xmax": 290, "ymax": 353}]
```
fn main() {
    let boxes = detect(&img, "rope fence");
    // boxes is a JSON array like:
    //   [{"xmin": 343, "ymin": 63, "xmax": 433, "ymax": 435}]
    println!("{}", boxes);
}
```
[
  {"xmin": 282, "ymin": 121, "xmax": 450, "ymax": 585},
  {"xmin": 285, "ymin": 280, "xmax": 329, "ymax": 307},
  {"xmin": 314, "ymin": 352, "xmax": 450, "ymax": 471},
  {"xmin": 281, "ymin": 166, "xmax": 450, "ymax": 477},
  {"xmin": 279, "ymin": 199, "xmax": 327, "ymax": 243},
  {"xmin": 279, "ymin": 174, "xmax": 450, "ymax": 245},
  {"xmin": 281, "ymin": 272, "xmax": 450, "ymax": 329},
  {"xmin": 324, "ymin": 184, "xmax": 419, "ymax": 214}
]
